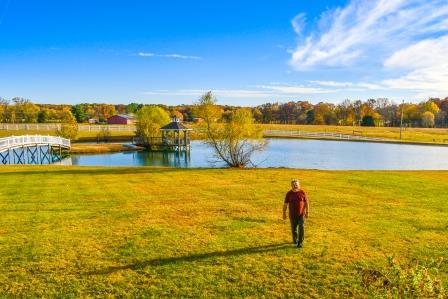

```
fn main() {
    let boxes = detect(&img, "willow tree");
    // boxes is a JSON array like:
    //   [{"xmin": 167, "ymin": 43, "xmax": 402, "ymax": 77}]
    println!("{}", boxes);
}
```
[
  {"xmin": 136, "ymin": 105, "xmax": 170, "ymax": 139},
  {"xmin": 195, "ymin": 91, "xmax": 266, "ymax": 167}
]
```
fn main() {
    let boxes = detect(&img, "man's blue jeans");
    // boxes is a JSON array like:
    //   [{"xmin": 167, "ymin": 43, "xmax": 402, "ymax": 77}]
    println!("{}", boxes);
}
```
[{"xmin": 290, "ymin": 216, "xmax": 304, "ymax": 245}]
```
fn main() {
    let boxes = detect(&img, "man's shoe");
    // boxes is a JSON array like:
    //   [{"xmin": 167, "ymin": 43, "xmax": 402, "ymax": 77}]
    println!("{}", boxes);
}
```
[{"xmin": 297, "ymin": 243, "xmax": 303, "ymax": 248}]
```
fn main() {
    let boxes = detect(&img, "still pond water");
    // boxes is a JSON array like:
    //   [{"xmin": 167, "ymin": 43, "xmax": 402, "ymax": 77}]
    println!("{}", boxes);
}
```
[{"xmin": 66, "ymin": 138, "xmax": 448, "ymax": 170}]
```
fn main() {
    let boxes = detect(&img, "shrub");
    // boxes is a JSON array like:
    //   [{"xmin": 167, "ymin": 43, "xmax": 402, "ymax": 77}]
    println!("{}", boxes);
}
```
[{"xmin": 359, "ymin": 256, "xmax": 446, "ymax": 298}]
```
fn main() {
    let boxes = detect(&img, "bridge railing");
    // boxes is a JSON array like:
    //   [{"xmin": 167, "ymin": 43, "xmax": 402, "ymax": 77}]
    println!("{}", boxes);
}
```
[{"xmin": 0, "ymin": 135, "xmax": 71, "ymax": 151}]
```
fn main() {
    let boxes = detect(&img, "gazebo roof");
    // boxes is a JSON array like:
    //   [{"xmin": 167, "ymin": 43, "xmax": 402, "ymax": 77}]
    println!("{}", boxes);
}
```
[{"xmin": 160, "ymin": 121, "xmax": 192, "ymax": 131}]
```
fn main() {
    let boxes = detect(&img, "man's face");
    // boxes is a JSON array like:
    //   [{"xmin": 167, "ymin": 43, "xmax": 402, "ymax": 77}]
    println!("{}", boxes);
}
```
[{"xmin": 291, "ymin": 181, "xmax": 299, "ymax": 190}]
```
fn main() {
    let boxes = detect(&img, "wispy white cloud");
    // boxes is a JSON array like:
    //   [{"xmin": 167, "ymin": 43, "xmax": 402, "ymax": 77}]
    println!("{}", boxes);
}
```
[
  {"xmin": 291, "ymin": 13, "xmax": 307, "ymax": 36},
  {"xmin": 384, "ymin": 36, "xmax": 448, "ymax": 70},
  {"xmin": 290, "ymin": 0, "xmax": 448, "ymax": 96},
  {"xmin": 383, "ymin": 36, "xmax": 448, "ymax": 95},
  {"xmin": 309, "ymin": 80, "xmax": 385, "ymax": 90},
  {"xmin": 143, "ymin": 83, "xmax": 335, "ymax": 100},
  {"xmin": 290, "ymin": 0, "xmax": 448, "ymax": 69},
  {"xmin": 144, "ymin": 89, "xmax": 268, "ymax": 98},
  {"xmin": 256, "ymin": 84, "xmax": 333, "ymax": 94},
  {"xmin": 137, "ymin": 52, "xmax": 155, "ymax": 57},
  {"xmin": 137, "ymin": 52, "xmax": 201, "ymax": 59}
]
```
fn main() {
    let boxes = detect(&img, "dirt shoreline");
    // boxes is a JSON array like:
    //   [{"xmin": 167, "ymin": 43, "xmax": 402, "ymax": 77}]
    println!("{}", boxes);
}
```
[{"xmin": 70, "ymin": 143, "xmax": 144, "ymax": 154}]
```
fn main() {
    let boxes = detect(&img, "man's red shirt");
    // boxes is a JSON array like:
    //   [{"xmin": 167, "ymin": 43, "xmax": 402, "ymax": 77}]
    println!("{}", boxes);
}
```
[{"xmin": 284, "ymin": 189, "xmax": 307, "ymax": 219}]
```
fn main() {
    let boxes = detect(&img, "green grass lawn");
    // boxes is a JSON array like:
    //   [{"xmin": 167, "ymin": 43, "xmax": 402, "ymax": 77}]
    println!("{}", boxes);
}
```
[
  {"xmin": 259, "ymin": 124, "xmax": 448, "ymax": 144},
  {"xmin": 3, "ymin": 124, "xmax": 448, "ymax": 145},
  {"xmin": 0, "ymin": 130, "xmax": 134, "ymax": 139},
  {"xmin": 0, "ymin": 166, "xmax": 446, "ymax": 297}
]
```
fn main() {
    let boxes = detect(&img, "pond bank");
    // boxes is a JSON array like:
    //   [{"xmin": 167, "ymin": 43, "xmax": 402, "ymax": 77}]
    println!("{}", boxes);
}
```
[
  {"xmin": 264, "ymin": 134, "xmax": 448, "ymax": 146},
  {"xmin": 70, "ymin": 143, "xmax": 144, "ymax": 154}
]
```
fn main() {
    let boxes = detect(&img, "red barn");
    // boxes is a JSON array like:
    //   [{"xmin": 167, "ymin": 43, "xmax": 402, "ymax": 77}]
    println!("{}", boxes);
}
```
[{"xmin": 107, "ymin": 114, "xmax": 136, "ymax": 125}]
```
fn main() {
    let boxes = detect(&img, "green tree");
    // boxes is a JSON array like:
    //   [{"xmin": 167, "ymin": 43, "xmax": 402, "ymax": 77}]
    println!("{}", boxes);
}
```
[
  {"xmin": 126, "ymin": 102, "xmax": 142, "ymax": 114},
  {"xmin": 361, "ymin": 115, "xmax": 375, "ymax": 126},
  {"xmin": 56, "ymin": 109, "xmax": 78, "ymax": 139},
  {"xmin": 195, "ymin": 91, "xmax": 265, "ymax": 168},
  {"xmin": 71, "ymin": 104, "xmax": 86, "ymax": 123},
  {"xmin": 37, "ymin": 109, "xmax": 50, "ymax": 123},
  {"xmin": 136, "ymin": 105, "xmax": 170, "ymax": 139}
]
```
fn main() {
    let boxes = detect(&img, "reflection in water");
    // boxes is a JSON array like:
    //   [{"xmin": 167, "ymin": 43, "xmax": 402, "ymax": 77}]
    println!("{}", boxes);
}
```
[
  {"xmin": 71, "ymin": 150, "xmax": 192, "ymax": 167},
  {"xmin": 132, "ymin": 151, "xmax": 191, "ymax": 167},
  {"xmin": 0, "ymin": 146, "xmax": 70, "ymax": 165}
]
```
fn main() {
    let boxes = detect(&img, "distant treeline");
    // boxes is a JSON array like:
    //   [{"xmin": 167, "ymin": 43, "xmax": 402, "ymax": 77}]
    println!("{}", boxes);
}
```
[{"xmin": 1, "ymin": 96, "xmax": 448, "ymax": 128}]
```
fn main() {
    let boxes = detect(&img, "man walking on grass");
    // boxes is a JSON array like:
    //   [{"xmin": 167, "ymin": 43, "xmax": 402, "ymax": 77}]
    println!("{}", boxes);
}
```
[{"xmin": 283, "ymin": 179, "xmax": 309, "ymax": 248}]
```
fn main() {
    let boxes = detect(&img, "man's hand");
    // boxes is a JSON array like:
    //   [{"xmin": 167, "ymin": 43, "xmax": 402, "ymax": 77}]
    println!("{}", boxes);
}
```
[
  {"xmin": 282, "ymin": 203, "xmax": 288, "ymax": 221},
  {"xmin": 305, "ymin": 213, "xmax": 309, "ymax": 218}
]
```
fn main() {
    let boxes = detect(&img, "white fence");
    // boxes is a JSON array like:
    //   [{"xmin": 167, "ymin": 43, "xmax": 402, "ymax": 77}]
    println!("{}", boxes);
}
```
[
  {"xmin": 263, "ymin": 130, "xmax": 385, "ymax": 141},
  {"xmin": 0, "ymin": 135, "xmax": 71, "ymax": 152},
  {"xmin": 0, "ymin": 123, "xmax": 135, "ymax": 132},
  {"xmin": 78, "ymin": 125, "xmax": 136, "ymax": 132}
]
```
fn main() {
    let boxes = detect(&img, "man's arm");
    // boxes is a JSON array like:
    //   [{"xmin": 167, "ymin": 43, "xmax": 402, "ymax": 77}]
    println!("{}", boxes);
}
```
[
  {"xmin": 282, "ymin": 203, "xmax": 288, "ymax": 220},
  {"xmin": 305, "ymin": 199, "xmax": 309, "ymax": 218}
]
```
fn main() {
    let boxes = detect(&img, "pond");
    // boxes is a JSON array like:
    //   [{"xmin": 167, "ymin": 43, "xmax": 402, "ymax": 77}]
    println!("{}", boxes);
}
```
[{"xmin": 64, "ymin": 138, "xmax": 448, "ymax": 170}]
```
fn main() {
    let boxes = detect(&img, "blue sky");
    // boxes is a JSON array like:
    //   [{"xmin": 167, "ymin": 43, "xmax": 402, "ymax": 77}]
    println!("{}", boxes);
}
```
[{"xmin": 0, "ymin": 0, "xmax": 447, "ymax": 106}]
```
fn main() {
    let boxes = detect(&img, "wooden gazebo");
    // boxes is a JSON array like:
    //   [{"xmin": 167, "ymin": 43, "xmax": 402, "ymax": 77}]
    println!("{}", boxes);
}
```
[
  {"xmin": 133, "ymin": 117, "xmax": 192, "ymax": 151},
  {"xmin": 160, "ymin": 118, "xmax": 192, "ymax": 152}
]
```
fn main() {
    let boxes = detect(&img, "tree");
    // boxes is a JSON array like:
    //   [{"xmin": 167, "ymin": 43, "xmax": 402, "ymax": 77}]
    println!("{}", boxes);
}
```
[
  {"xmin": 195, "ymin": 91, "xmax": 265, "ymax": 168},
  {"xmin": 71, "ymin": 104, "xmax": 86, "ymax": 123},
  {"xmin": 371, "ymin": 112, "xmax": 383, "ymax": 126},
  {"xmin": 361, "ymin": 115, "xmax": 375, "ymax": 126},
  {"xmin": 100, "ymin": 104, "xmax": 116, "ymax": 121},
  {"xmin": 170, "ymin": 110, "xmax": 184, "ymax": 121},
  {"xmin": 56, "ymin": 109, "xmax": 78, "ymax": 139},
  {"xmin": 12, "ymin": 97, "xmax": 39, "ymax": 123},
  {"xmin": 126, "ymin": 102, "xmax": 141, "ymax": 114},
  {"xmin": 312, "ymin": 102, "xmax": 335, "ymax": 125},
  {"xmin": 252, "ymin": 108, "xmax": 263, "ymax": 123},
  {"xmin": 422, "ymin": 100, "xmax": 440, "ymax": 115},
  {"xmin": 0, "ymin": 97, "xmax": 8, "ymax": 123},
  {"xmin": 421, "ymin": 111, "xmax": 435, "ymax": 128},
  {"xmin": 37, "ymin": 109, "xmax": 50, "ymax": 123},
  {"xmin": 136, "ymin": 105, "xmax": 170, "ymax": 139}
]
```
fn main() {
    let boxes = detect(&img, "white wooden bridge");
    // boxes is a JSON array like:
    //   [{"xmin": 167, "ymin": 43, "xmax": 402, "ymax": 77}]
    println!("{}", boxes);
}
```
[{"xmin": 0, "ymin": 135, "xmax": 71, "ymax": 165}]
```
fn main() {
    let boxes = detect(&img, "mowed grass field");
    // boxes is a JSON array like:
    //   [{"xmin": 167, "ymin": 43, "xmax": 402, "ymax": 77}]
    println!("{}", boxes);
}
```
[
  {"xmin": 259, "ymin": 124, "xmax": 448, "ymax": 144},
  {"xmin": 0, "ymin": 130, "xmax": 134, "ymax": 139},
  {"xmin": 0, "ymin": 166, "xmax": 447, "ymax": 297},
  {"xmin": 2, "ymin": 124, "xmax": 448, "ymax": 144}
]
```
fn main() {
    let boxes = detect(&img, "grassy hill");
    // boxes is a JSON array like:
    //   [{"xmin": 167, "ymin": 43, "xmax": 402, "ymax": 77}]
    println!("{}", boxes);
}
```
[{"xmin": 0, "ymin": 166, "xmax": 447, "ymax": 297}]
